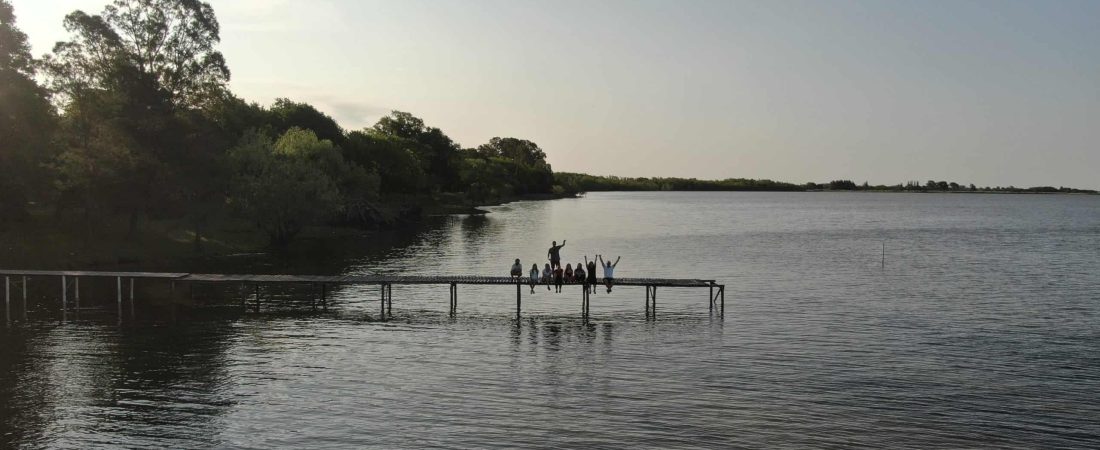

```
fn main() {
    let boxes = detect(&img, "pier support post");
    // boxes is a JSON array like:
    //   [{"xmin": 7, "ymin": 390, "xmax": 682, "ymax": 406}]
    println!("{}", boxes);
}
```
[
  {"xmin": 129, "ymin": 278, "xmax": 135, "ymax": 320},
  {"xmin": 645, "ymin": 285, "xmax": 650, "ymax": 319},
  {"xmin": 720, "ymin": 285, "xmax": 725, "ymax": 317},
  {"xmin": 74, "ymin": 277, "xmax": 80, "ymax": 313},
  {"xmin": 516, "ymin": 283, "xmax": 521, "ymax": 320},
  {"xmin": 449, "ymin": 283, "xmax": 457, "ymax": 316},
  {"xmin": 61, "ymin": 275, "xmax": 67, "ymax": 322},
  {"xmin": 709, "ymin": 283, "xmax": 714, "ymax": 313},
  {"xmin": 386, "ymin": 284, "xmax": 392, "ymax": 318},
  {"xmin": 310, "ymin": 283, "xmax": 316, "ymax": 312},
  {"xmin": 116, "ymin": 277, "xmax": 123, "ymax": 325},
  {"xmin": 22, "ymin": 276, "xmax": 27, "ymax": 321},
  {"xmin": 380, "ymin": 284, "xmax": 386, "ymax": 320},
  {"xmin": 5, "ymin": 276, "xmax": 9, "ymax": 326},
  {"xmin": 651, "ymin": 286, "xmax": 657, "ymax": 319}
]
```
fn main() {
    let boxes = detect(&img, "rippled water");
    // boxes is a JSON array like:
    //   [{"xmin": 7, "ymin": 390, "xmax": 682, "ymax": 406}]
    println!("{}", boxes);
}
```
[{"xmin": 2, "ymin": 192, "xmax": 1100, "ymax": 448}]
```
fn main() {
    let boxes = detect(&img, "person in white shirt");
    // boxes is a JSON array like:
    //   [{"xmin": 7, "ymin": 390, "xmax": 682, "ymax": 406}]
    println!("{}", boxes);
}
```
[{"xmin": 597, "ymin": 254, "xmax": 621, "ymax": 293}]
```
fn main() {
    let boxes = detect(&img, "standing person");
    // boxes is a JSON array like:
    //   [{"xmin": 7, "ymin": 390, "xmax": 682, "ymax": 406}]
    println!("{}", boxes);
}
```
[
  {"xmin": 564, "ymin": 263, "xmax": 574, "ymax": 284},
  {"xmin": 597, "ymin": 255, "xmax": 621, "ymax": 293},
  {"xmin": 585, "ymin": 256, "xmax": 598, "ymax": 294},
  {"xmin": 547, "ymin": 240, "xmax": 566, "ymax": 269},
  {"xmin": 542, "ymin": 263, "xmax": 552, "ymax": 291},
  {"xmin": 510, "ymin": 258, "xmax": 523, "ymax": 279},
  {"xmin": 574, "ymin": 262, "xmax": 585, "ymax": 285},
  {"xmin": 553, "ymin": 264, "xmax": 564, "ymax": 293},
  {"xmin": 529, "ymin": 264, "xmax": 540, "ymax": 293}
]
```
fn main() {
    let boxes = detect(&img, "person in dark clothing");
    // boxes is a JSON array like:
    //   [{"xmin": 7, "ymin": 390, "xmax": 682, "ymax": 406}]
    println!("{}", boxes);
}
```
[
  {"xmin": 547, "ymin": 240, "xmax": 566, "ymax": 269},
  {"xmin": 553, "ymin": 264, "xmax": 564, "ymax": 293},
  {"xmin": 585, "ymin": 256, "xmax": 598, "ymax": 294}
]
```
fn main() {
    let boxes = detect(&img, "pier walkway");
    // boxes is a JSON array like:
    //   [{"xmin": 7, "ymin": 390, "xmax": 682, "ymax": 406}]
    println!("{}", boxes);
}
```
[{"xmin": 1, "ymin": 269, "xmax": 724, "ymax": 324}]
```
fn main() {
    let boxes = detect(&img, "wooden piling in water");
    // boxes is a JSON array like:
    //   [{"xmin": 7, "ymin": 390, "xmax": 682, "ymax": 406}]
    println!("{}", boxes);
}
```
[{"xmin": 22, "ymin": 276, "xmax": 27, "ymax": 321}]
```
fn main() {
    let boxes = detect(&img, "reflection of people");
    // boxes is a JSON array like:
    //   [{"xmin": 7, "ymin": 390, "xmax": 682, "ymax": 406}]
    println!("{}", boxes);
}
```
[
  {"xmin": 547, "ymin": 240, "xmax": 566, "ymax": 269},
  {"xmin": 597, "ymin": 254, "xmax": 621, "ymax": 293},
  {"xmin": 529, "ymin": 264, "xmax": 540, "ymax": 293},
  {"xmin": 542, "ymin": 263, "xmax": 552, "ymax": 291},
  {"xmin": 510, "ymin": 258, "xmax": 523, "ymax": 278}
]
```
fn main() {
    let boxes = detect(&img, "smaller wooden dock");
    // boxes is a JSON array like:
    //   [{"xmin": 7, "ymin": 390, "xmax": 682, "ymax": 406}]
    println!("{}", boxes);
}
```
[{"xmin": 1, "ymin": 270, "xmax": 724, "ymax": 325}]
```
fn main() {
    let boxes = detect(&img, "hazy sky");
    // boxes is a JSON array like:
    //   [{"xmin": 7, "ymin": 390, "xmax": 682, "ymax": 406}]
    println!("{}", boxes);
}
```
[{"xmin": 11, "ymin": 0, "xmax": 1100, "ymax": 188}]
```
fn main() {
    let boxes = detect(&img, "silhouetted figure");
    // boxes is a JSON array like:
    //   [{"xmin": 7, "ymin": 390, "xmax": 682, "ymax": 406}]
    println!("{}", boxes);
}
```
[
  {"xmin": 542, "ymin": 263, "xmax": 552, "ymax": 291},
  {"xmin": 529, "ymin": 263, "xmax": 540, "ymax": 293},
  {"xmin": 547, "ymin": 240, "xmax": 566, "ymax": 269},
  {"xmin": 597, "ymin": 255, "xmax": 620, "ymax": 293},
  {"xmin": 553, "ymin": 264, "xmax": 564, "ymax": 293},
  {"xmin": 574, "ymin": 262, "xmax": 585, "ymax": 284},
  {"xmin": 585, "ymin": 256, "xmax": 598, "ymax": 294},
  {"xmin": 564, "ymin": 263, "xmax": 573, "ymax": 283},
  {"xmin": 510, "ymin": 258, "xmax": 523, "ymax": 279}
]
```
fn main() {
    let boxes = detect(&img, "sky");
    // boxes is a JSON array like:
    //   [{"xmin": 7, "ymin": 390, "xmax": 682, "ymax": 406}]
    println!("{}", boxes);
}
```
[{"xmin": 10, "ymin": 0, "xmax": 1100, "ymax": 188}]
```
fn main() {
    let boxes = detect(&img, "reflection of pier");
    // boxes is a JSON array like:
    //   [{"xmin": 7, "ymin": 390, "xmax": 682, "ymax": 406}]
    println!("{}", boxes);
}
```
[{"xmin": 1, "ymin": 270, "xmax": 724, "ymax": 324}]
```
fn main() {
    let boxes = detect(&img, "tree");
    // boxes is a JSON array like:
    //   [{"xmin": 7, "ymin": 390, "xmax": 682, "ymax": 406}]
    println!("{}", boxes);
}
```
[
  {"xmin": 0, "ymin": 0, "xmax": 55, "ymax": 222},
  {"xmin": 476, "ymin": 137, "xmax": 548, "ymax": 166},
  {"xmin": 44, "ymin": 0, "xmax": 231, "ymax": 237},
  {"xmin": 228, "ymin": 129, "xmax": 341, "ymax": 246},
  {"xmin": 372, "ymin": 111, "xmax": 460, "ymax": 190},
  {"xmin": 269, "ymin": 98, "xmax": 345, "ymax": 145}
]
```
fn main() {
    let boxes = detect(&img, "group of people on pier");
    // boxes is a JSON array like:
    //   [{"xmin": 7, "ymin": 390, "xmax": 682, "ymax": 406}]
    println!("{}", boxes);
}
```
[{"xmin": 510, "ymin": 240, "xmax": 621, "ymax": 294}]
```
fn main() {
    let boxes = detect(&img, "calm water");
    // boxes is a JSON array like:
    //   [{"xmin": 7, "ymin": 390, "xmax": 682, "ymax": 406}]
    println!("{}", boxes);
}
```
[{"xmin": 2, "ymin": 192, "xmax": 1099, "ymax": 448}]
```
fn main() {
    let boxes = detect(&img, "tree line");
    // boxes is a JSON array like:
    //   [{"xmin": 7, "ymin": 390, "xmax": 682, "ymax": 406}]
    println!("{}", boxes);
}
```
[
  {"xmin": 2, "ymin": 1, "xmax": 1093, "ymax": 249},
  {"xmin": 0, "ymin": 0, "xmax": 554, "ymax": 246}
]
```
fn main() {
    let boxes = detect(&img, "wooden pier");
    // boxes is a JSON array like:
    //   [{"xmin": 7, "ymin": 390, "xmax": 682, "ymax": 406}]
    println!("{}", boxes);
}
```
[{"xmin": 0, "ymin": 269, "xmax": 724, "ymax": 324}]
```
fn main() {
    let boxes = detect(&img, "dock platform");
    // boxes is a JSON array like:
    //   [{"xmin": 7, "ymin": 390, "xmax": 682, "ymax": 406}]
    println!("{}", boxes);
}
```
[{"xmin": 1, "ymin": 269, "xmax": 725, "ymax": 324}]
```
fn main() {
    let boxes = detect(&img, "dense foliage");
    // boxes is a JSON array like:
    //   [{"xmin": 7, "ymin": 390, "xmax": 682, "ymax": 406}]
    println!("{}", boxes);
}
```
[{"xmin": 0, "ymin": 0, "xmax": 1093, "ymax": 247}]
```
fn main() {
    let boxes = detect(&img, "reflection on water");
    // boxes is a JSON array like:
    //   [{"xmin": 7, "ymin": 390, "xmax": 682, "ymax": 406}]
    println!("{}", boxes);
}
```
[{"xmin": 3, "ymin": 192, "xmax": 1100, "ymax": 447}]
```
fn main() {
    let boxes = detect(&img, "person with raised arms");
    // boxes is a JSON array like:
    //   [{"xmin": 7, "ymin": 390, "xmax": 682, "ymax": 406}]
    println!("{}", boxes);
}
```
[
  {"xmin": 597, "ymin": 254, "xmax": 621, "ymax": 293},
  {"xmin": 547, "ymin": 240, "xmax": 566, "ymax": 269}
]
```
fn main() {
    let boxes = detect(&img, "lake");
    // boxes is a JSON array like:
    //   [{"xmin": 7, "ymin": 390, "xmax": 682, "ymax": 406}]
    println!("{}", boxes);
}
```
[{"xmin": 2, "ymin": 192, "xmax": 1099, "ymax": 448}]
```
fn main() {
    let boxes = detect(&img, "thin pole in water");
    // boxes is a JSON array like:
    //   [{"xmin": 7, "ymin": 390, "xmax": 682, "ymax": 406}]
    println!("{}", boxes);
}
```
[
  {"xmin": 882, "ymin": 241, "xmax": 885, "ymax": 269},
  {"xmin": 5, "ymin": 276, "xmax": 10, "ymax": 326}
]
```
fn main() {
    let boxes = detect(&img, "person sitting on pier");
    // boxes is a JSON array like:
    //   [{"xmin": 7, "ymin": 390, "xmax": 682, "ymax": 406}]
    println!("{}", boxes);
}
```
[
  {"xmin": 542, "ymin": 263, "xmax": 552, "ymax": 290},
  {"xmin": 510, "ymin": 259, "xmax": 523, "ymax": 279},
  {"xmin": 547, "ymin": 240, "xmax": 566, "ymax": 269},
  {"xmin": 564, "ymin": 263, "xmax": 574, "ymax": 283},
  {"xmin": 574, "ymin": 263, "xmax": 585, "ymax": 285},
  {"xmin": 553, "ymin": 264, "xmax": 564, "ymax": 293},
  {"xmin": 585, "ymin": 256, "xmax": 598, "ymax": 294},
  {"xmin": 529, "ymin": 264, "xmax": 540, "ymax": 293},
  {"xmin": 597, "ymin": 254, "xmax": 621, "ymax": 293}
]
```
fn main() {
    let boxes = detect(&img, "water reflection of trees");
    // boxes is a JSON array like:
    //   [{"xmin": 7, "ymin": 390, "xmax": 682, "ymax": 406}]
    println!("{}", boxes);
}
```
[{"xmin": 0, "ymin": 323, "xmax": 237, "ymax": 448}]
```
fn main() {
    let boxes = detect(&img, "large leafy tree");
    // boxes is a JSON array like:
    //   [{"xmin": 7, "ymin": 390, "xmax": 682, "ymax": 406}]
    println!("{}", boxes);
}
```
[
  {"xmin": 44, "ymin": 0, "xmax": 230, "ymax": 236},
  {"xmin": 372, "ymin": 111, "xmax": 460, "ymax": 190},
  {"xmin": 0, "ymin": 0, "xmax": 55, "ymax": 222}
]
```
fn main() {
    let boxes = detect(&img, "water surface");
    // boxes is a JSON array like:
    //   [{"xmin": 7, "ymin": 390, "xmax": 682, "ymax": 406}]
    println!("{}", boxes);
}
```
[{"xmin": 2, "ymin": 192, "xmax": 1099, "ymax": 448}]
